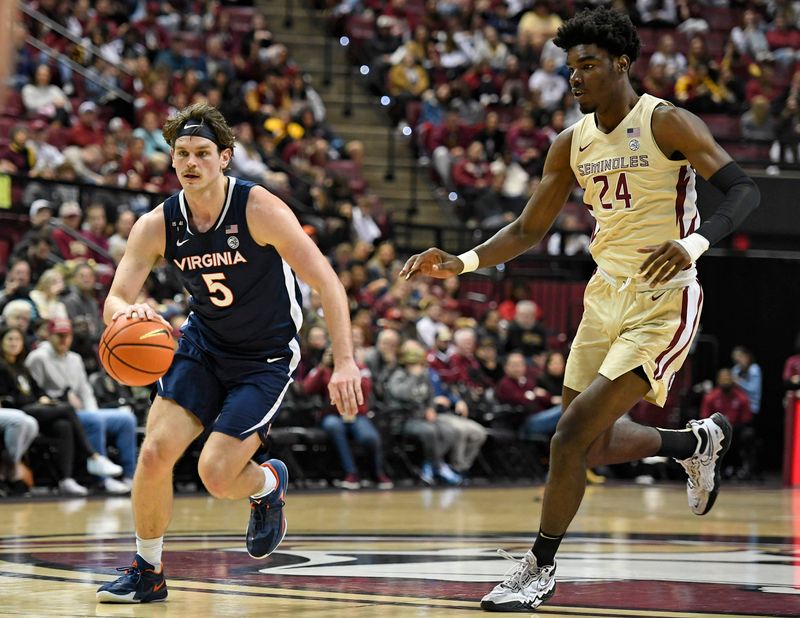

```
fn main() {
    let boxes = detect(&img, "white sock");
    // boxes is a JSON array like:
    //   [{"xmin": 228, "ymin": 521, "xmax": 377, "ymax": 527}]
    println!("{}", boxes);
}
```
[
  {"xmin": 136, "ymin": 535, "xmax": 164, "ymax": 571},
  {"xmin": 250, "ymin": 463, "xmax": 278, "ymax": 499}
]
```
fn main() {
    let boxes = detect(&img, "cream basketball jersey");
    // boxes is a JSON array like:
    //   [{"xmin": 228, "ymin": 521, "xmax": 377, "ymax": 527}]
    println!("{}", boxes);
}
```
[{"xmin": 570, "ymin": 93, "xmax": 699, "ymax": 278}]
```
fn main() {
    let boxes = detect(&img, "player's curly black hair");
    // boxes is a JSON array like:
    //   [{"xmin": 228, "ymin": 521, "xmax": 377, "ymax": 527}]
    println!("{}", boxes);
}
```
[{"xmin": 553, "ymin": 7, "xmax": 641, "ymax": 63}]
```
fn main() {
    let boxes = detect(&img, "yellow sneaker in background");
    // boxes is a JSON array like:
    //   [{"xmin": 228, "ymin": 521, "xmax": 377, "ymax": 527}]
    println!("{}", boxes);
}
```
[{"xmin": 586, "ymin": 468, "xmax": 606, "ymax": 485}]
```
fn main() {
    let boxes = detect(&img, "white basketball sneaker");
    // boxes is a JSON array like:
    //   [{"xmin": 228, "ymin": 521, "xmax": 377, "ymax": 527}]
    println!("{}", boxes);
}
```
[
  {"xmin": 480, "ymin": 549, "xmax": 556, "ymax": 612},
  {"xmin": 676, "ymin": 412, "xmax": 732, "ymax": 516}
]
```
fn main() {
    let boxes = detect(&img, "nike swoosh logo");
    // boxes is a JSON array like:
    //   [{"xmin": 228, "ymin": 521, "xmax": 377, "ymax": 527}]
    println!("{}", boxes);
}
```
[
  {"xmin": 139, "ymin": 328, "xmax": 170, "ymax": 340},
  {"xmin": 651, "ymin": 290, "xmax": 667, "ymax": 301},
  {"xmin": 267, "ymin": 357, "xmax": 283, "ymax": 363},
  {"xmin": 183, "ymin": 123, "xmax": 201, "ymax": 129},
  {"xmin": 578, "ymin": 142, "xmax": 593, "ymax": 152},
  {"xmin": 152, "ymin": 580, "xmax": 166, "ymax": 592},
  {"xmin": 176, "ymin": 238, "xmax": 191, "ymax": 247}
]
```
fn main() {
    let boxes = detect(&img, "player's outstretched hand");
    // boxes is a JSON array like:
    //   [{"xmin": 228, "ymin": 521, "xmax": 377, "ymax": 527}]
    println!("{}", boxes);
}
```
[
  {"xmin": 637, "ymin": 241, "xmax": 692, "ymax": 287},
  {"xmin": 111, "ymin": 303, "xmax": 171, "ymax": 329},
  {"xmin": 399, "ymin": 248, "xmax": 464, "ymax": 280},
  {"xmin": 328, "ymin": 360, "xmax": 364, "ymax": 419}
]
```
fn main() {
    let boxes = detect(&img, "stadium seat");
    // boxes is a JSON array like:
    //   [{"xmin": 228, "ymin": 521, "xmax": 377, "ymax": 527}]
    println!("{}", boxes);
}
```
[
  {"xmin": 699, "ymin": 114, "xmax": 742, "ymax": 141},
  {"xmin": 698, "ymin": 6, "xmax": 744, "ymax": 32},
  {"xmin": 0, "ymin": 91, "xmax": 24, "ymax": 118}
]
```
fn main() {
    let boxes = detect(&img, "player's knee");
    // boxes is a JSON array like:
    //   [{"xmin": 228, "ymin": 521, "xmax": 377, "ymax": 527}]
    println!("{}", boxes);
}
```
[
  {"xmin": 550, "ymin": 415, "xmax": 591, "ymax": 458},
  {"xmin": 137, "ymin": 438, "xmax": 180, "ymax": 474},
  {"xmin": 196, "ymin": 462, "xmax": 233, "ymax": 499}
]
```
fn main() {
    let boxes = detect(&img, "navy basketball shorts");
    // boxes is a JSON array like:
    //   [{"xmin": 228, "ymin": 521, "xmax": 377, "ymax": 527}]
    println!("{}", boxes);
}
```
[{"xmin": 156, "ymin": 334, "xmax": 294, "ymax": 441}]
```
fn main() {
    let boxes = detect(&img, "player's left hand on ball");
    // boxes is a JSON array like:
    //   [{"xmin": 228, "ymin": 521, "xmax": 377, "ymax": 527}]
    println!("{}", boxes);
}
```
[
  {"xmin": 637, "ymin": 241, "xmax": 691, "ymax": 287},
  {"xmin": 328, "ymin": 361, "xmax": 364, "ymax": 418},
  {"xmin": 112, "ymin": 303, "xmax": 171, "ymax": 328}
]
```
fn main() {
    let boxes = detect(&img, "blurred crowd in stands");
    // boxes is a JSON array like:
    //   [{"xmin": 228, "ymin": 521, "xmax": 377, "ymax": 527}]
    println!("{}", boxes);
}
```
[
  {"xmin": 326, "ymin": 0, "xmax": 800, "ymax": 227},
  {"xmin": 1, "ymin": 0, "xmax": 796, "ymax": 496}
]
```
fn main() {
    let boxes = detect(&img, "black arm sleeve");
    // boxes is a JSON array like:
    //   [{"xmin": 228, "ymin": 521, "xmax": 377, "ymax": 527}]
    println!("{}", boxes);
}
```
[{"xmin": 696, "ymin": 161, "xmax": 760, "ymax": 246}]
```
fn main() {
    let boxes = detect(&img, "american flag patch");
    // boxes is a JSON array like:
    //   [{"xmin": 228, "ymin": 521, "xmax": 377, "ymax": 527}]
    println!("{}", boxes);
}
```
[
  {"xmin": 225, "ymin": 224, "xmax": 238, "ymax": 234},
  {"xmin": 627, "ymin": 127, "xmax": 640, "ymax": 137}
]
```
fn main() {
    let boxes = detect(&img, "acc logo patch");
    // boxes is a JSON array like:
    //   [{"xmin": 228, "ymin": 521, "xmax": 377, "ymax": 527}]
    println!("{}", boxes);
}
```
[
  {"xmin": 227, "ymin": 236, "xmax": 240, "ymax": 249},
  {"xmin": 629, "ymin": 138, "xmax": 640, "ymax": 151}
]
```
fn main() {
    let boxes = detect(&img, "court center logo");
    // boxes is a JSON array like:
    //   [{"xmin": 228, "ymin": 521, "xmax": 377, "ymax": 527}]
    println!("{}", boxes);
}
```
[{"xmin": 2, "ymin": 532, "xmax": 797, "ymax": 616}]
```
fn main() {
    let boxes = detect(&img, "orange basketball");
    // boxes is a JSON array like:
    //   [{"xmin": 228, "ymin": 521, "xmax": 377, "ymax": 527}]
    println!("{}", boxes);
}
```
[{"xmin": 99, "ymin": 317, "xmax": 176, "ymax": 386}]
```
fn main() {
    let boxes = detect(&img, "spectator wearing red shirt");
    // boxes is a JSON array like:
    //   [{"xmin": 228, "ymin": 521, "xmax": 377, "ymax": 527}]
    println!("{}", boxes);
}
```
[
  {"xmin": 452, "ymin": 141, "xmax": 495, "ymax": 222},
  {"xmin": 302, "ymin": 346, "xmax": 392, "ymax": 490},
  {"xmin": 783, "ymin": 335, "xmax": 800, "ymax": 393},
  {"xmin": 427, "ymin": 326, "xmax": 459, "ymax": 383},
  {"xmin": 67, "ymin": 102, "xmax": 104, "ymax": 148},
  {"xmin": 700, "ymin": 368, "xmax": 757, "ymax": 479},
  {"xmin": 745, "ymin": 61, "xmax": 783, "ymax": 104},
  {"xmin": 506, "ymin": 113, "xmax": 550, "ymax": 176},
  {"xmin": 446, "ymin": 328, "xmax": 493, "ymax": 408},
  {"xmin": 135, "ymin": 78, "xmax": 171, "ymax": 126},
  {"xmin": 119, "ymin": 136, "xmax": 151, "ymax": 182},
  {"xmin": 131, "ymin": 5, "xmax": 170, "ymax": 58},
  {"xmin": 52, "ymin": 202, "xmax": 89, "ymax": 261},
  {"xmin": 80, "ymin": 203, "xmax": 113, "ymax": 266},
  {"xmin": 497, "ymin": 352, "xmax": 562, "ymax": 437},
  {"xmin": 428, "ymin": 109, "xmax": 471, "ymax": 185},
  {"xmin": 766, "ymin": 13, "xmax": 800, "ymax": 66}
]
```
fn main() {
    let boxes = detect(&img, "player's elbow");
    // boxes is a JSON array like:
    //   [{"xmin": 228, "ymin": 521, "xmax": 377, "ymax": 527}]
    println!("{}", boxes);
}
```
[{"xmin": 745, "ymin": 178, "xmax": 760, "ymax": 212}]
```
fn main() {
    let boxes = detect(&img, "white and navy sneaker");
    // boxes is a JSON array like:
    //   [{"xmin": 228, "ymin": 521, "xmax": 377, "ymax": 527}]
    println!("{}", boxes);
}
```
[
  {"xmin": 480, "ymin": 549, "xmax": 556, "ymax": 612},
  {"xmin": 676, "ymin": 412, "xmax": 732, "ymax": 516},
  {"xmin": 96, "ymin": 554, "xmax": 167, "ymax": 603},
  {"xmin": 246, "ymin": 459, "xmax": 288, "ymax": 559}
]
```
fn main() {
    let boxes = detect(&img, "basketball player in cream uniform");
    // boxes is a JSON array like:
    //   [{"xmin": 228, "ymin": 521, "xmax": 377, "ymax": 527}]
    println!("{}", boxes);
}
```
[
  {"xmin": 400, "ymin": 8, "xmax": 760, "ymax": 613},
  {"xmin": 568, "ymin": 92, "xmax": 702, "ymax": 407}
]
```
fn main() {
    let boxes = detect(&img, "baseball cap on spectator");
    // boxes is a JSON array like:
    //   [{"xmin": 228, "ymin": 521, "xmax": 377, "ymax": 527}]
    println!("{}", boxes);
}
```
[
  {"xmin": 48, "ymin": 317, "xmax": 73, "ymax": 335},
  {"xmin": 109, "ymin": 117, "xmax": 130, "ymax": 132},
  {"xmin": 377, "ymin": 15, "xmax": 395, "ymax": 28},
  {"xmin": 377, "ymin": 307, "xmax": 403, "ymax": 329},
  {"xmin": 29, "ymin": 199, "xmax": 54, "ymax": 218},
  {"xmin": 435, "ymin": 326, "xmax": 453, "ymax": 342},
  {"xmin": 78, "ymin": 101, "xmax": 98, "ymax": 115},
  {"xmin": 399, "ymin": 344, "xmax": 426, "ymax": 365},
  {"xmin": 59, "ymin": 201, "xmax": 82, "ymax": 218},
  {"xmin": 454, "ymin": 316, "xmax": 477, "ymax": 330}
]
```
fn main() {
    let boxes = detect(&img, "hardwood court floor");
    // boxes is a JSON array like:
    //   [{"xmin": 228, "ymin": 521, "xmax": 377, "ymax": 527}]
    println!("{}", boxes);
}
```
[{"xmin": 0, "ymin": 483, "xmax": 797, "ymax": 617}]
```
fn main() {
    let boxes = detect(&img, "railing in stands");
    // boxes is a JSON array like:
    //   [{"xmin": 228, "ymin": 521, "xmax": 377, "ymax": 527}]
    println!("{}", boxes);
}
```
[
  {"xmin": 22, "ymin": 36, "xmax": 134, "ymax": 104},
  {"xmin": 48, "ymin": 218, "xmax": 113, "ymax": 262},
  {"xmin": 19, "ymin": 3, "xmax": 135, "ymax": 77}
]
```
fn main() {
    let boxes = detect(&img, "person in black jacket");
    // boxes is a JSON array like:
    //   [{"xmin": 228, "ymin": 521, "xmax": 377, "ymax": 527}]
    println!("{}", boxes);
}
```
[{"xmin": 0, "ymin": 326, "xmax": 123, "ymax": 495}]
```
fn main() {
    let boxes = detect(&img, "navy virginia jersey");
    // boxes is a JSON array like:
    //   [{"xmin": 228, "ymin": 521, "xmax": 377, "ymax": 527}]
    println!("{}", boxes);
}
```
[{"xmin": 162, "ymin": 176, "xmax": 303, "ymax": 362}]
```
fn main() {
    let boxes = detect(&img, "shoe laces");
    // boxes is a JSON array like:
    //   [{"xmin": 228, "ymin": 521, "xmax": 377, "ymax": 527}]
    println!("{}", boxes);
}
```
[
  {"xmin": 250, "ymin": 497, "xmax": 284, "ymax": 528},
  {"xmin": 496, "ymin": 549, "xmax": 538, "ymax": 591},
  {"xmin": 681, "ymin": 457, "xmax": 702, "ymax": 488},
  {"xmin": 115, "ymin": 564, "xmax": 149, "ymax": 583}
]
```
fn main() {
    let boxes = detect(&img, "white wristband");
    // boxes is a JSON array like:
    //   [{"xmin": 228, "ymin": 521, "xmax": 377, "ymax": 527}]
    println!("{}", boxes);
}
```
[
  {"xmin": 675, "ymin": 233, "xmax": 710, "ymax": 263},
  {"xmin": 457, "ymin": 250, "xmax": 480, "ymax": 274}
]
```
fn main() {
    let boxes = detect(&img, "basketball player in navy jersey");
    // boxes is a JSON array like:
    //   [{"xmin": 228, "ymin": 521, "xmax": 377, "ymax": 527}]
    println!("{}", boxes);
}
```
[
  {"xmin": 97, "ymin": 103, "xmax": 362, "ymax": 603},
  {"xmin": 401, "ymin": 8, "xmax": 759, "ymax": 612}
]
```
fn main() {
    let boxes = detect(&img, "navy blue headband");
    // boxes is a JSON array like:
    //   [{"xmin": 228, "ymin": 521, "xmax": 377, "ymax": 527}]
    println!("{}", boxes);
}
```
[{"xmin": 174, "ymin": 120, "xmax": 223, "ymax": 148}]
